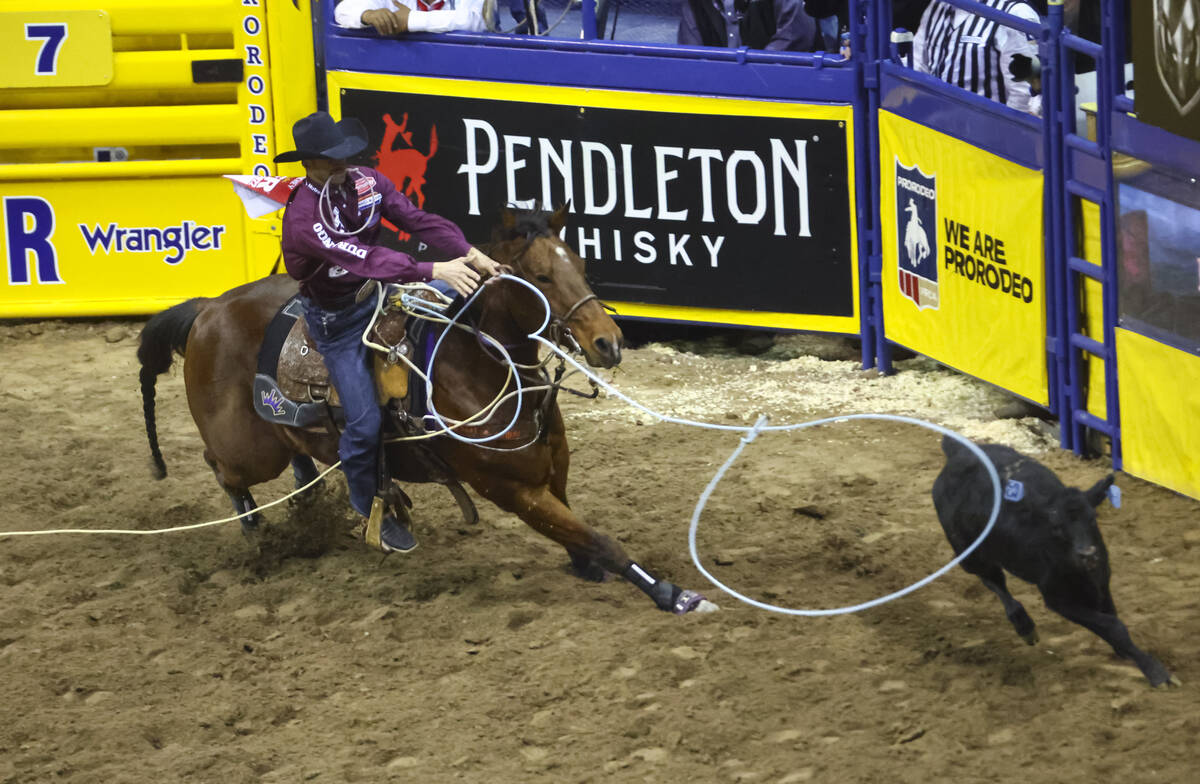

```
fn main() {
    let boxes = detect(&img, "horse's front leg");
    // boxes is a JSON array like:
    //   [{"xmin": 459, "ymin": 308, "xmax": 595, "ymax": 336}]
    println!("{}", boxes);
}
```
[{"xmin": 472, "ymin": 479, "xmax": 716, "ymax": 615}]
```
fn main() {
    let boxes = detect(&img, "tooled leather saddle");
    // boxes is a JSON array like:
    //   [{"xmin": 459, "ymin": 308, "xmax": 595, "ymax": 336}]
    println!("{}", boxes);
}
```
[{"xmin": 252, "ymin": 295, "xmax": 417, "ymax": 430}]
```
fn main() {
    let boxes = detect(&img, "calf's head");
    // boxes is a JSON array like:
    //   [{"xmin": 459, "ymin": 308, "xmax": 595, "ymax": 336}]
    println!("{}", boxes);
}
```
[{"xmin": 1046, "ymin": 474, "xmax": 1115, "ymax": 574}]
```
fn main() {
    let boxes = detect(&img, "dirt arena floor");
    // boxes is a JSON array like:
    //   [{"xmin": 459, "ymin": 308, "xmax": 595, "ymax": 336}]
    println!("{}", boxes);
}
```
[{"xmin": 2, "ymin": 318, "xmax": 1198, "ymax": 783}]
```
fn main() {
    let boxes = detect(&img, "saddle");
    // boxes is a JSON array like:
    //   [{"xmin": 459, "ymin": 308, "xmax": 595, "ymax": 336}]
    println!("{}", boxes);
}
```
[
  {"xmin": 252, "ymin": 294, "xmax": 419, "ymax": 430},
  {"xmin": 251, "ymin": 288, "xmax": 481, "ymax": 528}
]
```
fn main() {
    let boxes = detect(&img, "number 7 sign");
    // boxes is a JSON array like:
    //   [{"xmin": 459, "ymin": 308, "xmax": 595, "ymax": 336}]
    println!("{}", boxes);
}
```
[
  {"xmin": 25, "ymin": 23, "xmax": 68, "ymax": 75},
  {"xmin": 0, "ymin": 11, "xmax": 112, "ymax": 88}
]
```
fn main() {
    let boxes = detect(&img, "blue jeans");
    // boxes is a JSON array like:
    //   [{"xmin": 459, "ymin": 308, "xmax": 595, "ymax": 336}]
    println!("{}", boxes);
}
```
[{"xmin": 302, "ymin": 295, "xmax": 381, "ymax": 518}]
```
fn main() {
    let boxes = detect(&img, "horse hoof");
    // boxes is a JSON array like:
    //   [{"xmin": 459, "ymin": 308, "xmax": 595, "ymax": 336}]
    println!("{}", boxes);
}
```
[
  {"xmin": 672, "ymin": 589, "xmax": 719, "ymax": 615},
  {"xmin": 240, "ymin": 517, "xmax": 260, "ymax": 538}
]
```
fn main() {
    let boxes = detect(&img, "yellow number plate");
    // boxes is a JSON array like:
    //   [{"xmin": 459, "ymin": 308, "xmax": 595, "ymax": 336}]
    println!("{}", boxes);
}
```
[{"xmin": 0, "ymin": 10, "xmax": 112, "ymax": 89}]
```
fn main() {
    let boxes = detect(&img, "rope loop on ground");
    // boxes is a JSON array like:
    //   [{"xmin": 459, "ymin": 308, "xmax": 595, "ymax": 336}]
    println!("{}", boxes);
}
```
[{"xmin": 684, "ymin": 414, "xmax": 1001, "ymax": 616}]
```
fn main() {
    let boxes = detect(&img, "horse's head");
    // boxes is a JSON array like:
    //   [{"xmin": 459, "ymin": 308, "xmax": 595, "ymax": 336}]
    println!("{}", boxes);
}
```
[{"xmin": 489, "ymin": 204, "xmax": 624, "ymax": 368}]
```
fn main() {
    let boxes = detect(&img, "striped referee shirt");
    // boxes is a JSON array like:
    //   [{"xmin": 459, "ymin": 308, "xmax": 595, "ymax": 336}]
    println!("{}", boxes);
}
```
[{"xmin": 913, "ymin": 0, "xmax": 1042, "ymax": 116}]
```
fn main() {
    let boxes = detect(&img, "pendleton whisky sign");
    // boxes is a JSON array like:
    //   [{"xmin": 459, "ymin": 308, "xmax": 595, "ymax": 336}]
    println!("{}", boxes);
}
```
[{"xmin": 331, "ymin": 75, "xmax": 857, "ymax": 323}]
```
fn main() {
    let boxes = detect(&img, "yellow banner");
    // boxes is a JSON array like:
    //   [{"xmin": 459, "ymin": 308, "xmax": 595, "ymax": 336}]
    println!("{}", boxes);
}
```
[
  {"xmin": 0, "ymin": 10, "xmax": 113, "ymax": 89},
  {"xmin": 1117, "ymin": 328, "xmax": 1200, "ymax": 501},
  {"xmin": 879, "ymin": 111, "xmax": 1048, "ymax": 404},
  {"xmin": 1, "ymin": 178, "xmax": 259, "ymax": 317}
]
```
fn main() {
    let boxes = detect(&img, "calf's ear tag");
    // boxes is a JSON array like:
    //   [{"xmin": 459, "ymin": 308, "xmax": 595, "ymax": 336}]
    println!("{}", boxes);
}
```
[
  {"xmin": 1108, "ymin": 484, "xmax": 1122, "ymax": 509},
  {"xmin": 1003, "ymin": 479, "xmax": 1025, "ymax": 502}
]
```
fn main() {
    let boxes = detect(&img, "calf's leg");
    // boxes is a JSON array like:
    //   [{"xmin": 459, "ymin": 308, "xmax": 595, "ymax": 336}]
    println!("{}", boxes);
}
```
[
  {"xmin": 965, "ymin": 560, "xmax": 1039, "ymax": 645},
  {"xmin": 1042, "ymin": 595, "xmax": 1175, "ymax": 687}
]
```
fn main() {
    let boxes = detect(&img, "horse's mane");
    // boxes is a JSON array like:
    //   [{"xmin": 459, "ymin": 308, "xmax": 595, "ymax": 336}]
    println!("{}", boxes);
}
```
[{"xmin": 490, "ymin": 207, "xmax": 555, "ymax": 243}]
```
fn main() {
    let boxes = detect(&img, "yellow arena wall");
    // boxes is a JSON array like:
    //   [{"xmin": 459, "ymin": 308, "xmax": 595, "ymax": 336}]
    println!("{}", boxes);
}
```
[
  {"xmin": 1117, "ymin": 328, "xmax": 1200, "ymax": 500},
  {"xmin": 0, "ymin": 0, "xmax": 316, "ymax": 318}
]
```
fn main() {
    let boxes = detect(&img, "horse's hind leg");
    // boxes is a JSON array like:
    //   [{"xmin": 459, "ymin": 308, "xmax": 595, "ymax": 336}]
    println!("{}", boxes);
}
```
[
  {"xmin": 204, "ymin": 449, "xmax": 262, "ymax": 536},
  {"xmin": 230, "ymin": 490, "xmax": 262, "ymax": 536},
  {"xmin": 289, "ymin": 455, "xmax": 324, "ymax": 506}
]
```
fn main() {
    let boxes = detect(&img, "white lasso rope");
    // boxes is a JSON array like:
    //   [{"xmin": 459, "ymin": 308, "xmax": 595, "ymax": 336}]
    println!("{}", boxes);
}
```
[
  {"xmin": 0, "ymin": 461, "xmax": 342, "ymax": 538},
  {"xmin": 3, "ymin": 272, "xmax": 1001, "ymax": 619},
  {"xmin": 478, "ymin": 276, "xmax": 1003, "ymax": 616},
  {"xmin": 686, "ymin": 415, "xmax": 1000, "ymax": 616}
]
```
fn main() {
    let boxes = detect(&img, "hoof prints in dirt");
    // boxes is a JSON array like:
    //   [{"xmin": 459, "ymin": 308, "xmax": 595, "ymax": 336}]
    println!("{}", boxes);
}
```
[{"xmin": 4, "ymin": 323, "xmax": 1199, "ymax": 783}]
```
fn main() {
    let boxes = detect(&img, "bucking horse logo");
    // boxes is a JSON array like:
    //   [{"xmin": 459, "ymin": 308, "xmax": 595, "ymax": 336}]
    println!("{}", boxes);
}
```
[
  {"xmin": 903, "ymin": 198, "xmax": 930, "ymax": 269},
  {"xmin": 895, "ymin": 159, "xmax": 939, "ymax": 310},
  {"xmin": 375, "ymin": 112, "xmax": 438, "ymax": 242}
]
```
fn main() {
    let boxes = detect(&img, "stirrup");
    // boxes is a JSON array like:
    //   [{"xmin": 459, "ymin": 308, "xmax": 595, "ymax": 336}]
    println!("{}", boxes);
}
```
[{"xmin": 365, "ymin": 496, "xmax": 386, "ymax": 552}]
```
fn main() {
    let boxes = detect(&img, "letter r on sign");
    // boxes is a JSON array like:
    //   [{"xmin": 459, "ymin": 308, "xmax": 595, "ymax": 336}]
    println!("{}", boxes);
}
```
[{"xmin": 4, "ymin": 197, "xmax": 63, "ymax": 285}]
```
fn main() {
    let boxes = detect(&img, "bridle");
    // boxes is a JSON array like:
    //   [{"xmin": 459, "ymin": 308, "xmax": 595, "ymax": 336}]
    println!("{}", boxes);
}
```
[
  {"xmin": 548, "ymin": 292, "xmax": 614, "ymax": 355},
  {"xmin": 496, "ymin": 231, "xmax": 615, "ymax": 357}
]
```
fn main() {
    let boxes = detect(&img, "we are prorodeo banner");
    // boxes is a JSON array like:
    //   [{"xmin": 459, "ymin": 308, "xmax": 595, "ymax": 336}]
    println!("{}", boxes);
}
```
[{"xmin": 879, "ymin": 111, "xmax": 1048, "ymax": 405}]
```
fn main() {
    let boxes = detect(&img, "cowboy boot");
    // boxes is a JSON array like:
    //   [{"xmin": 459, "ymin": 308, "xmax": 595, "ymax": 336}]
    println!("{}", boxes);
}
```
[{"xmin": 365, "ymin": 494, "xmax": 418, "ymax": 554}]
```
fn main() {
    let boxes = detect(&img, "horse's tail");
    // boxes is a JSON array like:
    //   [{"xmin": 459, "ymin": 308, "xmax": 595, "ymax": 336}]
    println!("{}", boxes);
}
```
[{"xmin": 137, "ymin": 298, "xmax": 203, "ymax": 479}]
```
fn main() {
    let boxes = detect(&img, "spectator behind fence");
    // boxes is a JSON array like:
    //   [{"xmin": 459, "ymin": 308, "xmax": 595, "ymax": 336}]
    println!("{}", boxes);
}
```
[
  {"xmin": 802, "ymin": 1, "xmax": 933, "ymax": 54},
  {"xmin": 678, "ymin": 0, "xmax": 819, "ymax": 52},
  {"xmin": 507, "ymin": 0, "xmax": 549, "ymax": 33},
  {"xmin": 913, "ymin": 0, "xmax": 1042, "ymax": 116},
  {"xmin": 335, "ymin": 0, "xmax": 487, "ymax": 35}
]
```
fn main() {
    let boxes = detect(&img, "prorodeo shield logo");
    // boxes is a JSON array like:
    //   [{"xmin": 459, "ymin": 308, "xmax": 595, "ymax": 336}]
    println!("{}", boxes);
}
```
[
  {"xmin": 895, "ymin": 158, "xmax": 939, "ymax": 310},
  {"xmin": 1155, "ymin": 0, "xmax": 1200, "ymax": 116}
]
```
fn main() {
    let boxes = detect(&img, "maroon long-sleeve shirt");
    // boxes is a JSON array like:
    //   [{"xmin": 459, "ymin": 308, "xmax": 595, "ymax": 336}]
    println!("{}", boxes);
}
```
[{"xmin": 281, "ymin": 167, "xmax": 471, "ymax": 308}]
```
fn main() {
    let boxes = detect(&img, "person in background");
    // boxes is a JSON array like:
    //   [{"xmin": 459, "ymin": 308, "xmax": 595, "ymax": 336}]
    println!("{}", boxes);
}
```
[
  {"xmin": 802, "ymin": 1, "xmax": 932, "ymax": 54},
  {"xmin": 335, "ymin": 0, "xmax": 488, "ymax": 35},
  {"xmin": 508, "ymin": 0, "xmax": 549, "ymax": 33},
  {"xmin": 678, "ymin": 0, "xmax": 819, "ymax": 52},
  {"xmin": 913, "ymin": 0, "xmax": 1042, "ymax": 116},
  {"xmin": 802, "ymin": 0, "xmax": 843, "ymax": 49}
]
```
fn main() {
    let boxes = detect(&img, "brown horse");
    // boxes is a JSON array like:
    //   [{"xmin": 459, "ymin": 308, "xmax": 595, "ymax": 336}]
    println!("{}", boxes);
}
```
[{"xmin": 137, "ymin": 205, "xmax": 716, "ymax": 615}]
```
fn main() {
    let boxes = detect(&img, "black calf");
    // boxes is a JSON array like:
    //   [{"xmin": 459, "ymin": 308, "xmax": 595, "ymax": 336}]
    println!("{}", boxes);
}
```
[{"xmin": 932, "ymin": 436, "xmax": 1175, "ymax": 687}]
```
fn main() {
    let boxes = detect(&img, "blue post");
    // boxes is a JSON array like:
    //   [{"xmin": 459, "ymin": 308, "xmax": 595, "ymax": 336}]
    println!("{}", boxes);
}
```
[
  {"xmin": 1044, "ymin": 0, "xmax": 1073, "ymax": 451},
  {"xmin": 1097, "ymin": 0, "xmax": 1122, "ymax": 469},
  {"xmin": 861, "ymin": 0, "xmax": 894, "ymax": 373},
  {"xmin": 581, "ymin": 0, "xmax": 597, "ymax": 41}
]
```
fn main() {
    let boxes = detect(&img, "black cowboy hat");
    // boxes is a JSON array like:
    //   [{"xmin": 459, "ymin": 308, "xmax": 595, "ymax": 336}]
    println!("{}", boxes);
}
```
[{"xmin": 273, "ymin": 111, "xmax": 368, "ymax": 163}]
